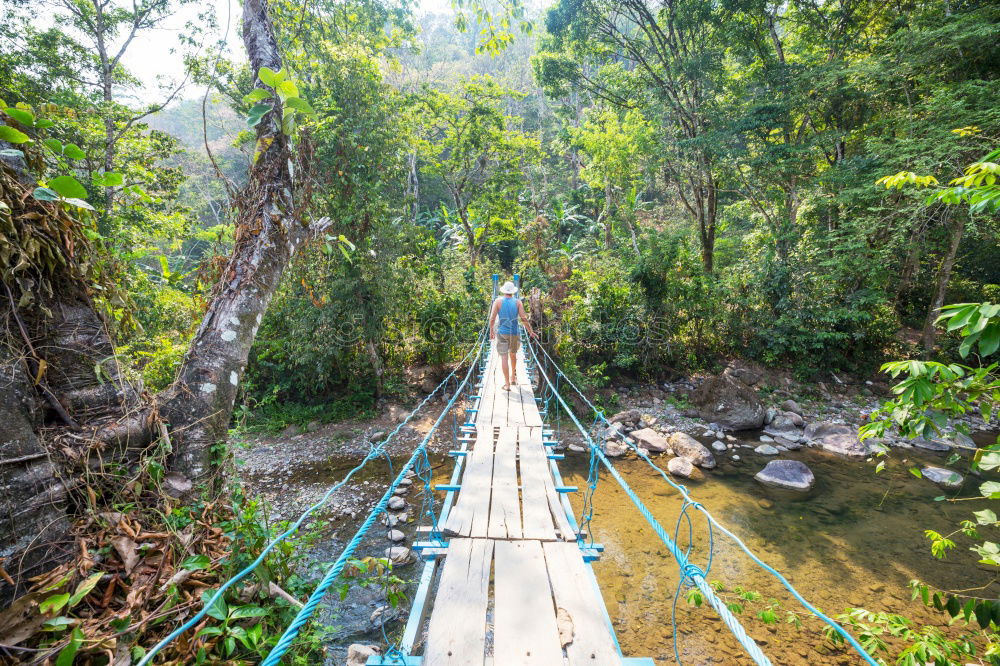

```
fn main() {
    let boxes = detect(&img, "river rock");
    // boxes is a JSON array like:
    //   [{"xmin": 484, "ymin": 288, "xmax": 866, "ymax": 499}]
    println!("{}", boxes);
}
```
[
  {"xmin": 388, "ymin": 496, "xmax": 406, "ymax": 511},
  {"xmin": 921, "ymin": 467, "xmax": 963, "ymax": 489},
  {"xmin": 763, "ymin": 413, "xmax": 803, "ymax": 439},
  {"xmin": 568, "ymin": 444, "xmax": 586, "ymax": 453},
  {"xmin": 690, "ymin": 370, "xmax": 765, "ymax": 430},
  {"xmin": 755, "ymin": 444, "xmax": 780, "ymax": 455},
  {"xmin": 385, "ymin": 546, "xmax": 414, "ymax": 565},
  {"xmin": 711, "ymin": 440, "xmax": 728, "ymax": 452},
  {"xmin": 604, "ymin": 440, "xmax": 628, "ymax": 458},
  {"xmin": 667, "ymin": 457, "xmax": 703, "ymax": 480},
  {"xmin": 760, "ymin": 435, "xmax": 774, "ymax": 443},
  {"xmin": 804, "ymin": 422, "xmax": 869, "ymax": 457},
  {"xmin": 346, "ymin": 644, "xmax": 380, "ymax": 666},
  {"xmin": 754, "ymin": 460, "xmax": 815, "ymax": 492},
  {"xmin": 387, "ymin": 529, "xmax": 405, "ymax": 543},
  {"xmin": 774, "ymin": 436, "xmax": 801, "ymax": 450},
  {"xmin": 163, "ymin": 472, "xmax": 192, "ymax": 498},
  {"xmin": 727, "ymin": 367, "xmax": 761, "ymax": 386},
  {"xmin": 781, "ymin": 399, "xmax": 803, "ymax": 415},
  {"xmin": 608, "ymin": 409, "xmax": 642, "ymax": 424},
  {"xmin": 912, "ymin": 438, "xmax": 951, "ymax": 453},
  {"xmin": 629, "ymin": 428, "xmax": 670, "ymax": 453},
  {"xmin": 666, "ymin": 432, "xmax": 716, "ymax": 468}
]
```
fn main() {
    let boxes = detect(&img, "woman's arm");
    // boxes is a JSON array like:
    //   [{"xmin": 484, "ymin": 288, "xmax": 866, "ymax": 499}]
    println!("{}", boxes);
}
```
[
  {"xmin": 517, "ymin": 300, "xmax": 537, "ymax": 338},
  {"xmin": 488, "ymin": 298, "xmax": 500, "ymax": 338}
]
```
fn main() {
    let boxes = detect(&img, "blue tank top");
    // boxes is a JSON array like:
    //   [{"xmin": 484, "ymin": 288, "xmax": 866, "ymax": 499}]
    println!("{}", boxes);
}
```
[{"xmin": 497, "ymin": 297, "xmax": 519, "ymax": 335}]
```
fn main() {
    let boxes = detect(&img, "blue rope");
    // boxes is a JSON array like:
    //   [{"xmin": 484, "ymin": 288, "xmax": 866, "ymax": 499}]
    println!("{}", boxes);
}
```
[
  {"xmin": 524, "ymin": 337, "xmax": 880, "ymax": 666},
  {"xmin": 523, "ymin": 340, "xmax": 772, "ymax": 665},
  {"xmin": 259, "ymin": 334, "xmax": 488, "ymax": 664},
  {"xmin": 138, "ymin": 326, "xmax": 487, "ymax": 666}
]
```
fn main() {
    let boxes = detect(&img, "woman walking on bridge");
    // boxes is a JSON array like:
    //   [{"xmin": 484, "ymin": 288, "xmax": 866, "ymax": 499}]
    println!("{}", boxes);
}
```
[{"xmin": 489, "ymin": 281, "xmax": 537, "ymax": 391}]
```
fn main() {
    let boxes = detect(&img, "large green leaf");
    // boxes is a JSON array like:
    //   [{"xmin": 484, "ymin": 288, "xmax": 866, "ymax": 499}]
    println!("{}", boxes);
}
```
[
  {"xmin": 285, "ymin": 96, "xmax": 313, "ymax": 114},
  {"xmin": 4, "ymin": 108, "xmax": 34, "ymax": 126},
  {"xmin": 258, "ymin": 67, "xmax": 279, "ymax": 87},
  {"xmin": 0, "ymin": 125, "xmax": 30, "ymax": 143},
  {"xmin": 980, "ymin": 481, "xmax": 1000, "ymax": 499},
  {"xmin": 63, "ymin": 144, "xmax": 85, "ymax": 160},
  {"xmin": 243, "ymin": 88, "xmax": 271, "ymax": 105},
  {"xmin": 48, "ymin": 175, "xmax": 88, "ymax": 199},
  {"xmin": 276, "ymin": 80, "xmax": 299, "ymax": 100},
  {"xmin": 32, "ymin": 187, "xmax": 60, "ymax": 201},
  {"xmin": 200, "ymin": 589, "xmax": 228, "ymax": 621},
  {"xmin": 246, "ymin": 103, "xmax": 271, "ymax": 127}
]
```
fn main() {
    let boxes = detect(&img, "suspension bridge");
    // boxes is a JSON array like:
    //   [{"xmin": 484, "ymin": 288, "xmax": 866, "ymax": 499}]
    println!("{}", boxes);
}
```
[{"xmin": 140, "ymin": 275, "xmax": 880, "ymax": 666}]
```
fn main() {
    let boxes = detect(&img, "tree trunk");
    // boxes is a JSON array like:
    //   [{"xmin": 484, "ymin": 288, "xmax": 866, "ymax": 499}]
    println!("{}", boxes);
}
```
[
  {"xmin": 921, "ymin": 210, "xmax": 964, "ymax": 353},
  {"xmin": 159, "ymin": 0, "xmax": 330, "ymax": 482},
  {"xmin": 407, "ymin": 152, "xmax": 419, "ymax": 224}
]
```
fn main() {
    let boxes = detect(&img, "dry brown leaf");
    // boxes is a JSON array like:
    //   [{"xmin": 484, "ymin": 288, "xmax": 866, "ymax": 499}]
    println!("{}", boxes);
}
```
[
  {"xmin": 0, "ymin": 588, "xmax": 53, "ymax": 645},
  {"xmin": 118, "ymin": 519, "xmax": 137, "ymax": 539},
  {"xmin": 112, "ymin": 535, "xmax": 139, "ymax": 575},
  {"xmin": 556, "ymin": 607, "xmax": 574, "ymax": 649}
]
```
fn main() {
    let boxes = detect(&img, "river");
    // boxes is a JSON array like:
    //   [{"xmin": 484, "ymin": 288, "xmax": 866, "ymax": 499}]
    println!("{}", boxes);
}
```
[{"xmin": 558, "ymin": 436, "xmax": 997, "ymax": 664}]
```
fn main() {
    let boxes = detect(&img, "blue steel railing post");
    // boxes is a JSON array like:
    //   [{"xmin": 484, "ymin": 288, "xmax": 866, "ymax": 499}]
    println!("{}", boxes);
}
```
[
  {"xmin": 513, "ymin": 272, "xmax": 520, "ymax": 291},
  {"xmin": 492, "ymin": 273, "xmax": 499, "ymax": 298}
]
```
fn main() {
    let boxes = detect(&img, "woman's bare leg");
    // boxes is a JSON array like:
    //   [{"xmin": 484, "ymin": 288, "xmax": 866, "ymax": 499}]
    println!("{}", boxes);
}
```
[
  {"xmin": 500, "ymin": 352, "xmax": 511, "ymax": 390},
  {"xmin": 510, "ymin": 352, "xmax": 518, "ymax": 384}
]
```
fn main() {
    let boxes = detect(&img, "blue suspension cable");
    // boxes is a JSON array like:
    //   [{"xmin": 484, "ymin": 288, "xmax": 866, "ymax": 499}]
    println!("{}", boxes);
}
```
[
  {"xmin": 138, "ymin": 325, "xmax": 487, "ymax": 666},
  {"xmin": 259, "ymin": 334, "xmax": 488, "ymax": 664},
  {"xmin": 524, "ymin": 336, "xmax": 879, "ymax": 666}
]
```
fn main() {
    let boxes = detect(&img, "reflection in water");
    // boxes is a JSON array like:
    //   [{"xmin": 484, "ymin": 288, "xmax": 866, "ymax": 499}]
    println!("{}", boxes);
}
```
[{"xmin": 561, "ymin": 444, "xmax": 996, "ymax": 665}]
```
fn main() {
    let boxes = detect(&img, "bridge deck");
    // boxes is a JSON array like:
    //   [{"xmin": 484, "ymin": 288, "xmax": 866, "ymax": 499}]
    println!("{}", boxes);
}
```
[{"xmin": 420, "ymin": 342, "xmax": 625, "ymax": 665}]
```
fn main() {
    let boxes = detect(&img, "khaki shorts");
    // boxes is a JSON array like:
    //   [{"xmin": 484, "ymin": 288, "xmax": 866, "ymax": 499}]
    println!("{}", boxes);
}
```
[{"xmin": 496, "ymin": 333, "xmax": 520, "ymax": 355}]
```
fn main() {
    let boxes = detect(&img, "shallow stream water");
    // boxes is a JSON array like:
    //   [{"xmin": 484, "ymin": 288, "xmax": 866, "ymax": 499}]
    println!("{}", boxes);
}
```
[
  {"xmin": 250, "ymin": 423, "xmax": 997, "ymax": 665},
  {"xmin": 559, "ymin": 438, "xmax": 998, "ymax": 665}
]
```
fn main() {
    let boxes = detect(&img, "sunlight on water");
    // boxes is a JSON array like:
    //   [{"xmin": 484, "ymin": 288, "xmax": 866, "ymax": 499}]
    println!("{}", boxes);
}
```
[{"xmin": 560, "ymin": 443, "xmax": 996, "ymax": 665}]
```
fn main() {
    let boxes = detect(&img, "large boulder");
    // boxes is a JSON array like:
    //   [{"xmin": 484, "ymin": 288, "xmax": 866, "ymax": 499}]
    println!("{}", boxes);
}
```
[
  {"xmin": 666, "ymin": 432, "xmax": 716, "ymax": 469},
  {"xmin": 780, "ymin": 399, "xmax": 803, "ymax": 415},
  {"xmin": 754, "ymin": 460, "xmax": 815, "ymax": 492},
  {"xmin": 763, "ymin": 412, "xmax": 803, "ymax": 439},
  {"xmin": 667, "ymin": 457, "xmax": 704, "ymax": 480},
  {"xmin": 629, "ymin": 428, "xmax": 670, "ymax": 453},
  {"xmin": 727, "ymin": 367, "xmax": 761, "ymax": 386},
  {"xmin": 804, "ymin": 422, "xmax": 869, "ymax": 457},
  {"xmin": 603, "ymin": 439, "xmax": 628, "ymax": 458},
  {"xmin": 690, "ymin": 371, "xmax": 765, "ymax": 430},
  {"xmin": 608, "ymin": 409, "xmax": 642, "ymax": 425},
  {"xmin": 346, "ymin": 644, "xmax": 380, "ymax": 666},
  {"xmin": 921, "ymin": 467, "xmax": 963, "ymax": 489}
]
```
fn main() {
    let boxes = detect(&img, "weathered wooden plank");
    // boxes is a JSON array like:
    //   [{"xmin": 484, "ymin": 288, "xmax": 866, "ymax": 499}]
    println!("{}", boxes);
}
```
[
  {"xmin": 425, "ymin": 538, "xmax": 493, "ymax": 666},
  {"xmin": 444, "ymin": 429, "xmax": 495, "ymax": 537},
  {"xmin": 493, "ymin": 540, "xmax": 564, "ymax": 665},
  {"xmin": 476, "ymin": 347, "xmax": 497, "ymax": 428},
  {"xmin": 487, "ymin": 426, "xmax": 521, "ymax": 539},
  {"xmin": 518, "ymin": 427, "xmax": 557, "ymax": 541},
  {"xmin": 526, "ymin": 425, "xmax": 576, "ymax": 541},
  {"xmin": 543, "ymin": 541, "xmax": 623, "ymax": 665}
]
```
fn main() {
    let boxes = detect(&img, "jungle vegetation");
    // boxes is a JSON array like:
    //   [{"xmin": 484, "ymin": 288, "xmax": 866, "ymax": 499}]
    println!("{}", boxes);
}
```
[{"xmin": 0, "ymin": 0, "xmax": 998, "ymax": 661}]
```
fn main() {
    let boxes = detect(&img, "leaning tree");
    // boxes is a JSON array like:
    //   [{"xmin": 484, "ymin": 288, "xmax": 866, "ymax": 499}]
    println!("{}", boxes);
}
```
[{"xmin": 0, "ymin": 0, "xmax": 327, "ymax": 600}]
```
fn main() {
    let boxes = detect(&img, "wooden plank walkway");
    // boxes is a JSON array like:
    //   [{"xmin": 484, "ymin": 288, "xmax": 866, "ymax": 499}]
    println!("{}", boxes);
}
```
[{"xmin": 425, "ymin": 340, "xmax": 624, "ymax": 666}]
